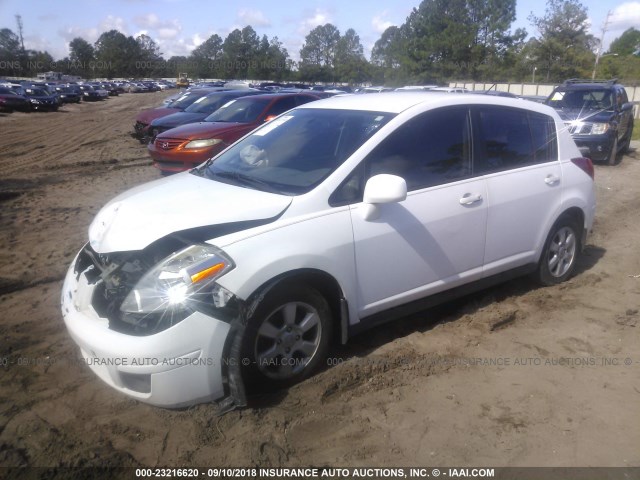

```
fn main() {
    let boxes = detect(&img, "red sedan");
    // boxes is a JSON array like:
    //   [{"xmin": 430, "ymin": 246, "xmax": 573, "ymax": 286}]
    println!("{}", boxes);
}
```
[{"xmin": 148, "ymin": 93, "xmax": 319, "ymax": 174}]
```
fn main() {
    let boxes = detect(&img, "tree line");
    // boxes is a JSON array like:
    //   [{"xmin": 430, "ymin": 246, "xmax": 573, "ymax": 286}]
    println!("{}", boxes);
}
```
[{"xmin": 1, "ymin": 0, "xmax": 639, "ymax": 85}]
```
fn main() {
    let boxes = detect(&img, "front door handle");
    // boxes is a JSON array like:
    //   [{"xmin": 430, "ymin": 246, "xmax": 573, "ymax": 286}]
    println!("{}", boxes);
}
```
[
  {"xmin": 545, "ymin": 174, "xmax": 560, "ymax": 185},
  {"xmin": 459, "ymin": 193, "xmax": 483, "ymax": 205}
]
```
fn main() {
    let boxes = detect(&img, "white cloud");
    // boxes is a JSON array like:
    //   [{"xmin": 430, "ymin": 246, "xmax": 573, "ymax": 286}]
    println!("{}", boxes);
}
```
[
  {"xmin": 132, "ymin": 29, "xmax": 149, "ymax": 39},
  {"xmin": 99, "ymin": 15, "xmax": 128, "ymax": 34},
  {"xmin": 132, "ymin": 13, "xmax": 181, "ymax": 40},
  {"xmin": 608, "ymin": 2, "xmax": 640, "ymax": 33},
  {"xmin": 58, "ymin": 26, "xmax": 100, "ymax": 44},
  {"xmin": 158, "ymin": 26, "xmax": 180, "ymax": 39},
  {"xmin": 158, "ymin": 33, "xmax": 203, "ymax": 58},
  {"xmin": 133, "ymin": 13, "xmax": 162, "ymax": 29},
  {"xmin": 24, "ymin": 34, "xmax": 66, "ymax": 59},
  {"xmin": 237, "ymin": 8, "xmax": 271, "ymax": 28},
  {"xmin": 298, "ymin": 8, "xmax": 333, "ymax": 35},
  {"xmin": 372, "ymin": 11, "xmax": 395, "ymax": 34}
]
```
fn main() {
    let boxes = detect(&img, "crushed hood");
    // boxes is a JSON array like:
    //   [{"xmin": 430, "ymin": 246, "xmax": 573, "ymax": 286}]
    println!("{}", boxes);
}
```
[
  {"xmin": 151, "ymin": 112, "xmax": 208, "ymax": 129},
  {"xmin": 136, "ymin": 107, "xmax": 180, "ymax": 124},
  {"xmin": 89, "ymin": 172, "xmax": 292, "ymax": 253}
]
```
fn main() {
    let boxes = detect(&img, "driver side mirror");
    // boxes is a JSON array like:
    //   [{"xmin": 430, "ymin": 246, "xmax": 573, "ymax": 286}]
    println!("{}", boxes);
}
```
[
  {"xmin": 362, "ymin": 174, "xmax": 407, "ymax": 221},
  {"xmin": 621, "ymin": 102, "xmax": 633, "ymax": 112}
]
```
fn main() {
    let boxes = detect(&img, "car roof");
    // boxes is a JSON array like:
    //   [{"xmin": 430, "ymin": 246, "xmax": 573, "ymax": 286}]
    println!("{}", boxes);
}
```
[
  {"xmin": 301, "ymin": 91, "xmax": 557, "ymax": 116},
  {"xmin": 555, "ymin": 84, "xmax": 612, "ymax": 90},
  {"xmin": 226, "ymin": 92, "xmax": 318, "ymax": 102}
]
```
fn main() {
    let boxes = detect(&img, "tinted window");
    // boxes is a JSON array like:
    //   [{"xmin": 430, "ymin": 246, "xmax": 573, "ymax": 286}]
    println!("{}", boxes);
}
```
[
  {"xmin": 267, "ymin": 96, "xmax": 300, "ymax": 117},
  {"xmin": 205, "ymin": 97, "xmax": 271, "ymax": 123},
  {"xmin": 365, "ymin": 107, "xmax": 471, "ymax": 191},
  {"xmin": 529, "ymin": 111, "xmax": 558, "ymax": 164},
  {"xmin": 476, "ymin": 107, "xmax": 557, "ymax": 173}
]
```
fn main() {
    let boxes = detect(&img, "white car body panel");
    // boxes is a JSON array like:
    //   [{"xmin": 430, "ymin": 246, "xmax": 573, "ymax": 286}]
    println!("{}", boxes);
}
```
[
  {"xmin": 88, "ymin": 173, "xmax": 291, "ymax": 253},
  {"xmin": 350, "ymin": 178, "xmax": 488, "ymax": 317}
]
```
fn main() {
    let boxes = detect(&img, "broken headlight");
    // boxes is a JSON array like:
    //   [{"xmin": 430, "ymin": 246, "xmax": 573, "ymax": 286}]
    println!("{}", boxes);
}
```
[{"xmin": 120, "ymin": 244, "xmax": 234, "ymax": 314}]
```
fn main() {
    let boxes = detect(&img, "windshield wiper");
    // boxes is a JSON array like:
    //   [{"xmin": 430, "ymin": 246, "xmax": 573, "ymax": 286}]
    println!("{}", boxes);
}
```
[{"xmin": 207, "ymin": 169, "xmax": 282, "ymax": 194}]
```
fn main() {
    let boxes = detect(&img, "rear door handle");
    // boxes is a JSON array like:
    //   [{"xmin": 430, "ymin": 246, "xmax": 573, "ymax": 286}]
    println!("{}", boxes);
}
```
[
  {"xmin": 459, "ymin": 193, "xmax": 483, "ymax": 205},
  {"xmin": 545, "ymin": 174, "xmax": 560, "ymax": 185}
]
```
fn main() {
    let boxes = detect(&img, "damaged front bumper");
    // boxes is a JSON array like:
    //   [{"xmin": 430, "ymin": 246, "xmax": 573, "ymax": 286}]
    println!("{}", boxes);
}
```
[
  {"xmin": 132, "ymin": 121, "xmax": 153, "ymax": 143},
  {"xmin": 61, "ymin": 255, "xmax": 247, "ymax": 411}
]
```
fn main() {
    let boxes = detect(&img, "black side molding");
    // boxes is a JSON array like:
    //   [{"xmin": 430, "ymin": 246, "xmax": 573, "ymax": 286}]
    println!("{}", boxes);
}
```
[{"xmin": 348, "ymin": 264, "xmax": 537, "ymax": 337}]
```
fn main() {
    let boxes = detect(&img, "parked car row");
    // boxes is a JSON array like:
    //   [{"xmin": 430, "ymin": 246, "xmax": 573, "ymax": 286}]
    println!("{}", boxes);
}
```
[
  {"xmin": 132, "ymin": 79, "xmax": 634, "ymax": 176},
  {"xmin": 0, "ymin": 77, "xmax": 175, "ymax": 114}
]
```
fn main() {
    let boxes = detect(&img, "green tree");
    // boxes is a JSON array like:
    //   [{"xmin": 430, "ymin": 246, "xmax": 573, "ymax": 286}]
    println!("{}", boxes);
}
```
[
  {"xmin": 467, "ymin": 0, "xmax": 519, "ymax": 79},
  {"xmin": 370, "ymin": 26, "xmax": 409, "ymax": 85},
  {"xmin": 0, "ymin": 28, "xmax": 21, "ymax": 75},
  {"xmin": 251, "ymin": 35, "xmax": 290, "ymax": 80},
  {"xmin": 136, "ymin": 34, "xmax": 164, "ymax": 77},
  {"xmin": 527, "ymin": 0, "xmax": 595, "ymax": 82},
  {"xmin": 299, "ymin": 23, "xmax": 341, "ymax": 82},
  {"xmin": 221, "ymin": 29, "xmax": 244, "ymax": 78},
  {"xmin": 25, "ymin": 50, "xmax": 53, "ymax": 76},
  {"xmin": 335, "ymin": 28, "xmax": 368, "ymax": 83},
  {"xmin": 402, "ymin": 0, "xmax": 476, "ymax": 82},
  {"xmin": 608, "ymin": 28, "xmax": 640, "ymax": 56},
  {"xmin": 191, "ymin": 33, "xmax": 223, "ymax": 77},
  {"xmin": 68, "ymin": 37, "xmax": 95, "ymax": 78},
  {"xmin": 241, "ymin": 26, "xmax": 261, "ymax": 78},
  {"xmin": 95, "ymin": 30, "xmax": 141, "ymax": 78}
]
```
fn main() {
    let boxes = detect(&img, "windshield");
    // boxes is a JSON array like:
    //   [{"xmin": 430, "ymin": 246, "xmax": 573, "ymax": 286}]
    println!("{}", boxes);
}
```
[
  {"xmin": 547, "ymin": 88, "xmax": 613, "ymax": 110},
  {"xmin": 204, "ymin": 97, "xmax": 271, "ymax": 123},
  {"xmin": 170, "ymin": 92, "xmax": 208, "ymax": 110},
  {"xmin": 185, "ymin": 93, "xmax": 240, "ymax": 114},
  {"xmin": 27, "ymin": 89, "xmax": 47, "ymax": 96},
  {"xmin": 200, "ymin": 108, "xmax": 395, "ymax": 195}
]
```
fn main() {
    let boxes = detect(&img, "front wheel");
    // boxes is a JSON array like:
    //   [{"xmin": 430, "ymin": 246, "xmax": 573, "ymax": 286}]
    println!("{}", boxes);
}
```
[
  {"xmin": 536, "ymin": 216, "xmax": 581, "ymax": 286},
  {"xmin": 607, "ymin": 136, "xmax": 619, "ymax": 166},
  {"xmin": 240, "ymin": 285, "xmax": 332, "ymax": 392}
]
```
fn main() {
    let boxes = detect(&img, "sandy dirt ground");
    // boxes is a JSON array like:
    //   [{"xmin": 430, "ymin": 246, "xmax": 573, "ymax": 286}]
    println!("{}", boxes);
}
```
[{"xmin": 0, "ymin": 92, "xmax": 639, "ymax": 471}]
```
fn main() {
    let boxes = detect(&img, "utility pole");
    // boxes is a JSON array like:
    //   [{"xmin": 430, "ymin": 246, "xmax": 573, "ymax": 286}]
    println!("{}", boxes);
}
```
[
  {"xmin": 15, "ymin": 15, "xmax": 25, "ymax": 52},
  {"xmin": 592, "ymin": 10, "xmax": 612, "ymax": 80}
]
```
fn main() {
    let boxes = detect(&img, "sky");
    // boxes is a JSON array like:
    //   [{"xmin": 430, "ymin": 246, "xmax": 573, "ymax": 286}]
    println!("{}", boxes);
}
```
[{"xmin": 0, "ymin": 0, "xmax": 639, "ymax": 62}]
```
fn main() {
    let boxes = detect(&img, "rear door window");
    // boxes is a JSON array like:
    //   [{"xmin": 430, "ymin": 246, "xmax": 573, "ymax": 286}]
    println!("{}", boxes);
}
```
[{"xmin": 475, "ymin": 107, "xmax": 558, "ymax": 173}]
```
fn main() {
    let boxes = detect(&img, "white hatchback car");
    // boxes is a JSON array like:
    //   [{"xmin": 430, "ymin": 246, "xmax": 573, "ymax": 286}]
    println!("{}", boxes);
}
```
[{"xmin": 62, "ymin": 93, "xmax": 595, "ymax": 409}]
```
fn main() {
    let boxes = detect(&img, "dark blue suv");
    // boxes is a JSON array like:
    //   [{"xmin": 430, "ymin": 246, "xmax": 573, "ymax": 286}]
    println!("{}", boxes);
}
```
[{"xmin": 545, "ymin": 79, "xmax": 635, "ymax": 165}]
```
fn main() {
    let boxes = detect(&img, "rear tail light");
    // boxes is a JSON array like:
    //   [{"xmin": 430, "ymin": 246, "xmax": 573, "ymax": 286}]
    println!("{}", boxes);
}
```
[{"xmin": 571, "ymin": 157, "xmax": 594, "ymax": 180}]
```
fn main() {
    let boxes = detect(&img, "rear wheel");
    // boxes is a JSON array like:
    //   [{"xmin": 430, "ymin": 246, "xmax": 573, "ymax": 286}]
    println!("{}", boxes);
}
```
[
  {"xmin": 240, "ymin": 284, "xmax": 332, "ymax": 392},
  {"xmin": 536, "ymin": 216, "xmax": 581, "ymax": 286},
  {"xmin": 607, "ymin": 136, "xmax": 619, "ymax": 165}
]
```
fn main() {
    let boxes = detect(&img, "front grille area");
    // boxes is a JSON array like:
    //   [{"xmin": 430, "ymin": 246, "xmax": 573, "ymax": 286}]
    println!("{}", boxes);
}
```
[{"xmin": 154, "ymin": 138, "xmax": 184, "ymax": 150}]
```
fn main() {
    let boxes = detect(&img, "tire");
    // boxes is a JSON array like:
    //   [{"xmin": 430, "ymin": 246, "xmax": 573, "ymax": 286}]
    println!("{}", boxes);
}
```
[
  {"xmin": 240, "ymin": 284, "xmax": 332, "ymax": 392},
  {"xmin": 607, "ymin": 136, "xmax": 619, "ymax": 166},
  {"xmin": 536, "ymin": 215, "xmax": 581, "ymax": 286},
  {"xmin": 621, "ymin": 121, "xmax": 633, "ymax": 154}
]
